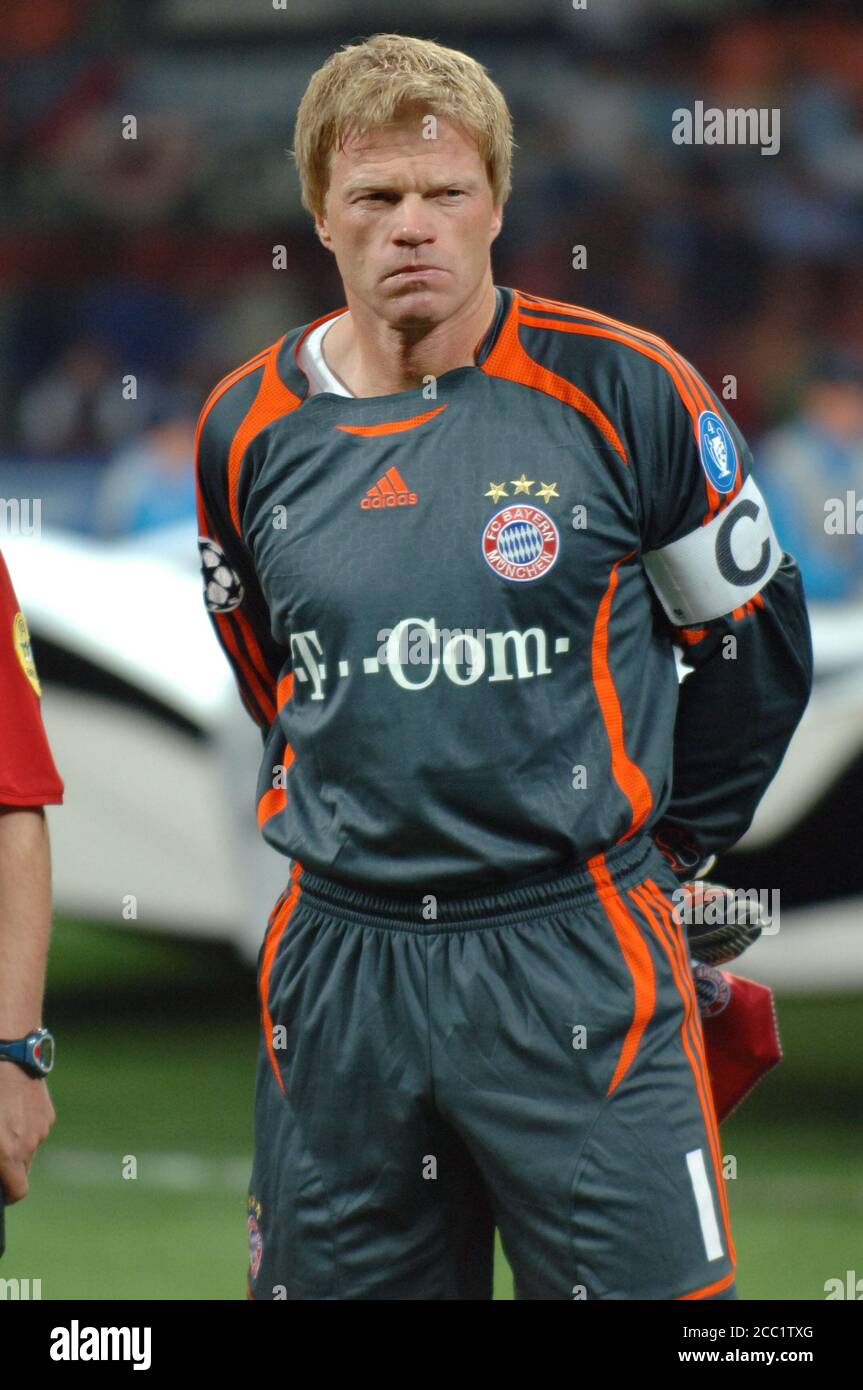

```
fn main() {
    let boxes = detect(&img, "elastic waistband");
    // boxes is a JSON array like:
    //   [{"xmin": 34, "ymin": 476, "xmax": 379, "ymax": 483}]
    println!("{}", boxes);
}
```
[{"xmin": 294, "ymin": 834, "xmax": 664, "ymax": 931}]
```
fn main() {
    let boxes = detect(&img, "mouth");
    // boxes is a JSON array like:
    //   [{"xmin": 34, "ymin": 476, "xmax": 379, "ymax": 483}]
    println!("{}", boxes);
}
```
[{"xmin": 385, "ymin": 266, "xmax": 446, "ymax": 280}]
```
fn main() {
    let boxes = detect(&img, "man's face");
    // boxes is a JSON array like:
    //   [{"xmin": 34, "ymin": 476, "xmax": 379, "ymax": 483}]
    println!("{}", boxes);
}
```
[{"xmin": 314, "ymin": 111, "xmax": 503, "ymax": 327}]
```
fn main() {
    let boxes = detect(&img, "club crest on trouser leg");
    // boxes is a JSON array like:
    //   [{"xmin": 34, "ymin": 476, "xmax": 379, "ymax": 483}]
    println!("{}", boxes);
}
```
[
  {"xmin": 693, "ymin": 962, "xmax": 732, "ymax": 1017},
  {"xmin": 247, "ymin": 1195, "xmax": 263, "ymax": 1280}
]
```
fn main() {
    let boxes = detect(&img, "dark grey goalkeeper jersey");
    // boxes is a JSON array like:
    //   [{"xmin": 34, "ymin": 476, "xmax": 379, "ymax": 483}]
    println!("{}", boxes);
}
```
[{"xmin": 194, "ymin": 285, "xmax": 813, "ymax": 894}]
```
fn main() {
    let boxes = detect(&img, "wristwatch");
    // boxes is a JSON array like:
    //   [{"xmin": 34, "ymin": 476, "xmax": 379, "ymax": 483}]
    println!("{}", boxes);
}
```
[{"xmin": 0, "ymin": 1027, "xmax": 55, "ymax": 1078}]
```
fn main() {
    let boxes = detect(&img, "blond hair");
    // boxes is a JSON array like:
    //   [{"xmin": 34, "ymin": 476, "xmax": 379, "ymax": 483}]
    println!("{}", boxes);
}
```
[{"xmin": 290, "ymin": 32, "xmax": 515, "ymax": 219}]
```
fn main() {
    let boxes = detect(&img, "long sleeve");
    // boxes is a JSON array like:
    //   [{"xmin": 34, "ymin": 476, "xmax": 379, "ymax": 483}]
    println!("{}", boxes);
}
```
[
  {"xmin": 194, "ymin": 380, "xmax": 285, "ymax": 740},
  {"xmin": 656, "ymin": 554, "xmax": 813, "ymax": 862},
  {"xmin": 633, "ymin": 357, "xmax": 814, "ymax": 866}
]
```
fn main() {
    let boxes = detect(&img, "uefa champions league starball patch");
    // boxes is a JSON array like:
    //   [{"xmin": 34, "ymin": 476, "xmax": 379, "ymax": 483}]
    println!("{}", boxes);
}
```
[
  {"xmin": 198, "ymin": 536, "xmax": 244, "ymax": 613},
  {"xmin": 697, "ymin": 410, "xmax": 738, "ymax": 494},
  {"xmin": 482, "ymin": 505, "xmax": 560, "ymax": 583}
]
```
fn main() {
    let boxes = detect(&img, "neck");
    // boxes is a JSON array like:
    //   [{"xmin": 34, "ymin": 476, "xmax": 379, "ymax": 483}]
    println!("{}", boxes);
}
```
[{"xmin": 324, "ymin": 278, "xmax": 498, "ymax": 397}]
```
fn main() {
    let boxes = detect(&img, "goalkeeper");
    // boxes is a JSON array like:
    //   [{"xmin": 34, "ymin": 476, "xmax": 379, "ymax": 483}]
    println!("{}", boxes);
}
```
[{"xmin": 194, "ymin": 34, "xmax": 813, "ymax": 1300}]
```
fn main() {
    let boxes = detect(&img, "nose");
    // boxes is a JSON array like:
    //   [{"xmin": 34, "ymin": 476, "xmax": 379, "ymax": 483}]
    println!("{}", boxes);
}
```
[{"xmin": 392, "ymin": 192, "xmax": 436, "ymax": 246}]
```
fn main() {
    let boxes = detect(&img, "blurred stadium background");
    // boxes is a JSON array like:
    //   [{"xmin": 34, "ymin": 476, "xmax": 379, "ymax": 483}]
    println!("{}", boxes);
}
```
[{"xmin": 2, "ymin": 0, "xmax": 862, "ymax": 1299}]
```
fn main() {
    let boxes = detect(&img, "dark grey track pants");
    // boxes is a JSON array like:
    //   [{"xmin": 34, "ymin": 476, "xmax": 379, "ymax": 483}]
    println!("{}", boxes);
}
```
[{"xmin": 246, "ymin": 835, "xmax": 737, "ymax": 1301}]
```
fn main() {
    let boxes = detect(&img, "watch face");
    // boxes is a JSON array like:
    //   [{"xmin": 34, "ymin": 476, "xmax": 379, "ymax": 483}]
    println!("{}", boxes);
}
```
[{"xmin": 31, "ymin": 1032, "xmax": 54, "ymax": 1074}]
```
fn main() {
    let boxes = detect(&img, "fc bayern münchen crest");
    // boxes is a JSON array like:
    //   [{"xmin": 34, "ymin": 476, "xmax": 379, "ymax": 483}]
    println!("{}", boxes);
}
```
[
  {"xmin": 697, "ymin": 410, "xmax": 738, "ymax": 494},
  {"xmin": 693, "ymin": 963, "xmax": 732, "ymax": 1018},
  {"xmin": 482, "ymin": 505, "xmax": 560, "ymax": 583},
  {"xmin": 247, "ymin": 1211, "xmax": 263, "ymax": 1279}
]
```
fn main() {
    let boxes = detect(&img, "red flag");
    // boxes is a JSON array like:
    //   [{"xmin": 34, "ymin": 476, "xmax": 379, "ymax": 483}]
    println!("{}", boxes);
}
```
[{"xmin": 694, "ymin": 966, "xmax": 782, "ymax": 1123}]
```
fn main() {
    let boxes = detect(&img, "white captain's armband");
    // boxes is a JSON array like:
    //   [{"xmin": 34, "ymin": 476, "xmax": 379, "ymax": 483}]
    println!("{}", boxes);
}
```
[{"xmin": 642, "ymin": 474, "xmax": 783, "ymax": 625}]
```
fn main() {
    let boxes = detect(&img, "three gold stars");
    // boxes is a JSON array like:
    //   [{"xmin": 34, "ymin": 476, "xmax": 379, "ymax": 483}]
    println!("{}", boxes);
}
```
[{"xmin": 484, "ymin": 477, "xmax": 560, "ymax": 503}]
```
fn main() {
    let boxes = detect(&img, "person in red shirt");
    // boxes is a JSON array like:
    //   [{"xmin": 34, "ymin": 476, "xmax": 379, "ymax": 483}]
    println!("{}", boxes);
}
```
[{"xmin": 0, "ymin": 549, "xmax": 63, "ymax": 1251}]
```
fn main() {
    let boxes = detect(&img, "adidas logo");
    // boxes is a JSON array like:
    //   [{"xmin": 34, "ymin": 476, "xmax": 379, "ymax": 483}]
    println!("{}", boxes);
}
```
[{"xmin": 361, "ymin": 466, "xmax": 418, "ymax": 509}]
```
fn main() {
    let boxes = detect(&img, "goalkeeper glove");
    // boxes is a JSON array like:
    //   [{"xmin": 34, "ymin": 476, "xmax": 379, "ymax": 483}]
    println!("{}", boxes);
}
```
[{"xmin": 674, "ymin": 880, "xmax": 768, "ymax": 966}]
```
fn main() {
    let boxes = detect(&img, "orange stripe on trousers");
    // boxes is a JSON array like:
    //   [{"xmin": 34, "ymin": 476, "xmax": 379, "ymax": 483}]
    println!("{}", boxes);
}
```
[
  {"xmin": 641, "ymin": 877, "xmax": 736, "ymax": 1266},
  {"xmin": 677, "ymin": 1268, "xmax": 736, "ymax": 1300},
  {"xmin": 629, "ymin": 880, "xmax": 735, "ymax": 1266},
  {"xmin": 587, "ymin": 853, "xmax": 656, "ymax": 1093},
  {"xmin": 258, "ymin": 860, "xmax": 303, "ymax": 1095}
]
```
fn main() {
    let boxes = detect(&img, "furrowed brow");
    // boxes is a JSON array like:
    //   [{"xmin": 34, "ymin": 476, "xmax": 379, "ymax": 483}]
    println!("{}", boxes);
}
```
[{"xmin": 343, "ymin": 175, "xmax": 479, "ymax": 197}]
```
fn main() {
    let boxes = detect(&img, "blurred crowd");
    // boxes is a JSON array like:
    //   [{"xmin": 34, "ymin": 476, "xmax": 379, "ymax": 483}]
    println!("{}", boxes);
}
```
[{"xmin": 1, "ymin": 0, "xmax": 862, "ymax": 597}]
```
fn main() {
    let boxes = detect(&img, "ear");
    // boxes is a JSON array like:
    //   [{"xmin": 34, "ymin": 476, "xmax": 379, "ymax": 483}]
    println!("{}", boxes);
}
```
[{"xmin": 314, "ymin": 211, "xmax": 333, "ymax": 252}]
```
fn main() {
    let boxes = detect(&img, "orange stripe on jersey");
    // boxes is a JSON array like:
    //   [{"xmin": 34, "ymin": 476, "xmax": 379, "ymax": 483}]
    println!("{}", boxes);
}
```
[
  {"xmin": 730, "ymin": 594, "xmax": 765, "ymax": 622},
  {"xmin": 677, "ymin": 1268, "xmax": 736, "ymax": 1300},
  {"xmin": 591, "ymin": 552, "xmax": 653, "ymax": 837},
  {"xmin": 516, "ymin": 292, "xmax": 742, "ymax": 525},
  {"xmin": 225, "ymin": 342, "xmax": 303, "ymax": 534},
  {"xmin": 195, "ymin": 481, "xmax": 278, "ymax": 728},
  {"xmin": 519, "ymin": 314, "xmax": 705, "ymax": 435},
  {"xmin": 517, "ymin": 290, "xmax": 714, "ymax": 419},
  {"xmin": 194, "ymin": 339, "xmax": 297, "ymax": 717},
  {"xmin": 480, "ymin": 292, "xmax": 629, "ymax": 463},
  {"xmin": 518, "ymin": 290, "xmax": 712, "ymax": 411},
  {"xmin": 197, "ymin": 348, "xmax": 270, "ymax": 428},
  {"xmin": 277, "ymin": 672, "xmax": 294, "ymax": 710},
  {"xmin": 631, "ymin": 880, "xmax": 736, "ymax": 1266},
  {"xmin": 586, "ymin": 853, "xmax": 656, "ymax": 1093},
  {"xmin": 234, "ymin": 608, "xmax": 279, "ymax": 704},
  {"xmin": 335, "ymin": 404, "xmax": 448, "ymax": 436},
  {"xmin": 258, "ymin": 860, "xmax": 303, "ymax": 1095},
  {"xmin": 194, "ymin": 345, "xmax": 272, "ymax": 467},
  {"xmin": 214, "ymin": 610, "xmax": 276, "ymax": 727},
  {"xmin": 257, "ymin": 743, "xmax": 295, "ymax": 830}
]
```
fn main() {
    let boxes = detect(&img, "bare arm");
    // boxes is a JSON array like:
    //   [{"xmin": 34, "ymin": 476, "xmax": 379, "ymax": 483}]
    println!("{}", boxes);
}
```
[
  {"xmin": 0, "ymin": 806, "xmax": 53, "ymax": 1031},
  {"xmin": 0, "ymin": 806, "xmax": 56, "ymax": 1203}
]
